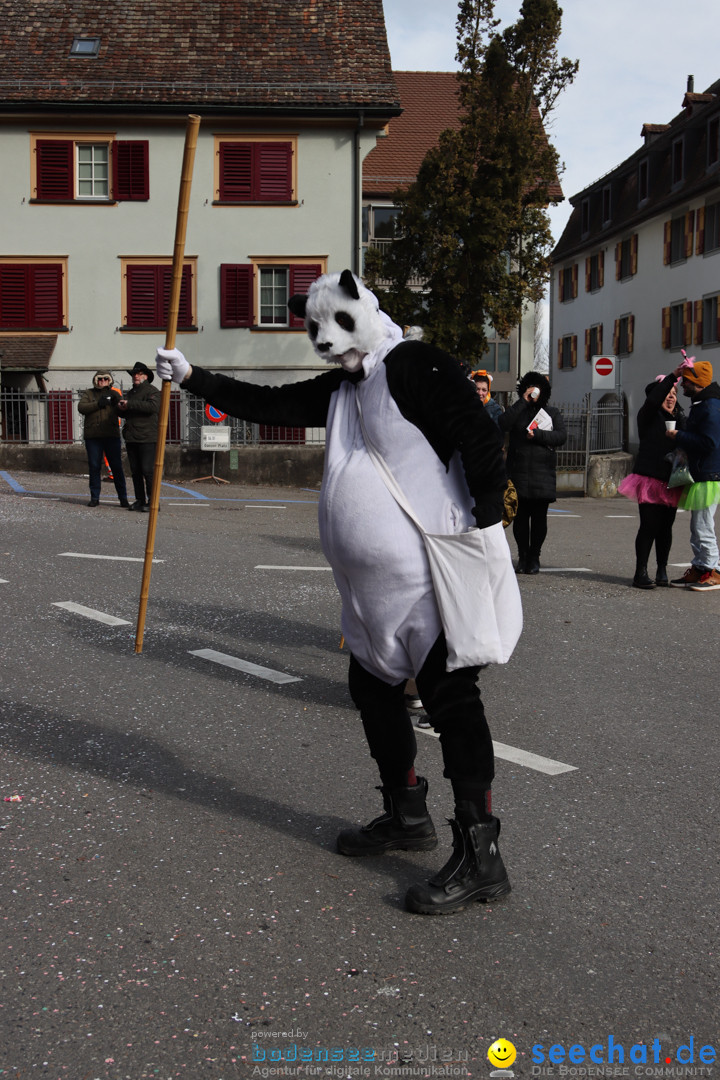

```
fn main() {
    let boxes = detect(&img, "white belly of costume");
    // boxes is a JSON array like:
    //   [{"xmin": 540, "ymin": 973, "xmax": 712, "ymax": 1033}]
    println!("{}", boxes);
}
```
[{"xmin": 318, "ymin": 359, "xmax": 475, "ymax": 683}]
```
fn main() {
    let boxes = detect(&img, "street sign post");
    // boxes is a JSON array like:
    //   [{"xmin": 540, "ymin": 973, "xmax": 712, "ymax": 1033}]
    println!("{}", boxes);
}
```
[{"xmin": 592, "ymin": 354, "xmax": 617, "ymax": 391}]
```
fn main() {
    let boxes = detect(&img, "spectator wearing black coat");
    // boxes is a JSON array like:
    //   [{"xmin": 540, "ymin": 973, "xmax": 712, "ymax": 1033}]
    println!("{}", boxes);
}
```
[
  {"xmin": 499, "ymin": 372, "xmax": 567, "ymax": 574},
  {"xmin": 618, "ymin": 373, "xmax": 685, "ymax": 588}
]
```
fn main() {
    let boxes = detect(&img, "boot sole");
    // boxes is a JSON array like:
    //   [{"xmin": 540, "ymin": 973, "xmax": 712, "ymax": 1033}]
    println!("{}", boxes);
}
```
[
  {"xmin": 405, "ymin": 878, "xmax": 511, "ymax": 915},
  {"xmin": 337, "ymin": 833, "xmax": 438, "ymax": 857}
]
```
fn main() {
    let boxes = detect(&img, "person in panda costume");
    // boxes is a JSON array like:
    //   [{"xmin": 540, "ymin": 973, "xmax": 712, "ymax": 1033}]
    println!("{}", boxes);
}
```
[{"xmin": 156, "ymin": 270, "xmax": 519, "ymax": 916}]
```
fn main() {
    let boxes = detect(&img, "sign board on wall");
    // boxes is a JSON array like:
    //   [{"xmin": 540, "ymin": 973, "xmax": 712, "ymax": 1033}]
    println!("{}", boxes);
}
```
[
  {"xmin": 592, "ymin": 355, "xmax": 617, "ymax": 391},
  {"xmin": 201, "ymin": 426, "xmax": 231, "ymax": 451}
]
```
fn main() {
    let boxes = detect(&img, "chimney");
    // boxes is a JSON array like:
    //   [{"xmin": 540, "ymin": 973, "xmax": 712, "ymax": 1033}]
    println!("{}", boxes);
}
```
[{"xmin": 687, "ymin": 75, "xmax": 694, "ymax": 93}]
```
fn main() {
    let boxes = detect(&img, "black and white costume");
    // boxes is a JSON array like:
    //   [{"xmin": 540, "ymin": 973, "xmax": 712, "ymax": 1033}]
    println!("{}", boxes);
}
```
[{"xmin": 157, "ymin": 270, "xmax": 520, "ymax": 915}]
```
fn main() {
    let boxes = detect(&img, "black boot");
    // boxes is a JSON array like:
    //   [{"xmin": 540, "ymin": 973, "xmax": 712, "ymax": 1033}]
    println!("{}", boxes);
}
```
[
  {"xmin": 655, "ymin": 565, "xmax": 669, "ymax": 587},
  {"xmin": 515, "ymin": 550, "xmax": 528, "ymax": 574},
  {"xmin": 337, "ymin": 777, "xmax": 437, "ymax": 856},
  {"xmin": 525, "ymin": 551, "xmax": 541, "ymax": 574},
  {"xmin": 632, "ymin": 564, "xmax": 655, "ymax": 589},
  {"xmin": 405, "ymin": 811, "xmax": 510, "ymax": 915}
]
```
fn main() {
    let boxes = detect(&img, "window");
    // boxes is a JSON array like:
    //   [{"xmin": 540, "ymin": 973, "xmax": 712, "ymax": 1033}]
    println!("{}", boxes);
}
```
[
  {"xmin": 581, "ymin": 198, "xmax": 590, "ymax": 236},
  {"xmin": 122, "ymin": 260, "xmax": 195, "ymax": 331},
  {"xmin": 0, "ymin": 259, "xmax": 67, "ymax": 330},
  {"xmin": 699, "ymin": 202, "xmax": 720, "ymax": 254},
  {"xmin": 614, "ymin": 315, "xmax": 634, "ymax": 356},
  {"xmin": 558, "ymin": 264, "xmax": 578, "ymax": 303},
  {"xmin": 70, "ymin": 37, "xmax": 100, "ymax": 57},
  {"xmin": 700, "ymin": 295, "xmax": 720, "ymax": 345},
  {"xmin": 557, "ymin": 335, "xmax": 577, "ymax": 370},
  {"xmin": 220, "ymin": 260, "xmax": 323, "ymax": 329},
  {"xmin": 601, "ymin": 185, "xmax": 612, "ymax": 225},
  {"xmin": 585, "ymin": 251, "xmax": 604, "ymax": 292},
  {"xmin": 672, "ymin": 138, "xmax": 684, "ymax": 186},
  {"xmin": 664, "ymin": 213, "xmax": 694, "ymax": 265},
  {"xmin": 585, "ymin": 324, "xmax": 603, "ymax": 363},
  {"xmin": 638, "ymin": 159, "xmax": 649, "ymax": 203},
  {"xmin": 32, "ymin": 134, "xmax": 149, "ymax": 202},
  {"xmin": 662, "ymin": 302, "xmax": 692, "ymax": 350},
  {"xmin": 708, "ymin": 117, "xmax": 720, "ymax": 169},
  {"xmin": 215, "ymin": 137, "xmax": 296, "ymax": 203},
  {"xmin": 615, "ymin": 235, "xmax": 638, "ymax": 280},
  {"xmin": 479, "ymin": 325, "xmax": 510, "ymax": 373}
]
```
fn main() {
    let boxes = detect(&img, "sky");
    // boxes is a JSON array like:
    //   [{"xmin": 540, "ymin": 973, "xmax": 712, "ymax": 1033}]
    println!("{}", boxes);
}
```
[{"xmin": 382, "ymin": 0, "xmax": 720, "ymax": 246}]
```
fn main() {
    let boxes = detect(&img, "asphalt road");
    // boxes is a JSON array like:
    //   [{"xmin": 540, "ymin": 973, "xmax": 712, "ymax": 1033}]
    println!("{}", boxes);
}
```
[{"xmin": 1, "ymin": 469, "xmax": 718, "ymax": 1080}]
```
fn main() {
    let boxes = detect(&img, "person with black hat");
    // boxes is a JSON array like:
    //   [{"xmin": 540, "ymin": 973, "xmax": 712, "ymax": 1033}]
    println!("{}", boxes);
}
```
[
  {"xmin": 117, "ymin": 362, "xmax": 161, "ymax": 511},
  {"xmin": 666, "ymin": 359, "xmax": 720, "ymax": 590}
]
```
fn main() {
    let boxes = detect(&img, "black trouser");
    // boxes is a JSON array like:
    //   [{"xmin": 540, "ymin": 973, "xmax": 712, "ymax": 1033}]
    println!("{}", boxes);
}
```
[
  {"xmin": 635, "ymin": 502, "xmax": 677, "ymax": 568},
  {"xmin": 348, "ymin": 634, "xmax": 494, "ymax": 792},
  {"xmin": 125, "ymin": 442, "xmax": 156, "ymax": 504},
  {"xmin": 512, "ymin": 496, "xmax": 550, "ymax": 557}
]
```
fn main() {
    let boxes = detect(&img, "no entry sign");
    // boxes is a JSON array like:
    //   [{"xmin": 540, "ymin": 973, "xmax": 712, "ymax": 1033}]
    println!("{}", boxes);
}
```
[
  {"xmin": 205, "ymin": 404, "xmax": 227, "ymax": 423},
  {"xmin": 592, "ymin": 354, "xmax": 617, "ymax": 390}
]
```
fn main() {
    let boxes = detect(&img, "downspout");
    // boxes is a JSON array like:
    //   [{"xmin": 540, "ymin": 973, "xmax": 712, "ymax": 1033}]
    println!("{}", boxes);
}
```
[{"xmin": 353, "ymin": 111, "xmax": 364, "ymax": 276}]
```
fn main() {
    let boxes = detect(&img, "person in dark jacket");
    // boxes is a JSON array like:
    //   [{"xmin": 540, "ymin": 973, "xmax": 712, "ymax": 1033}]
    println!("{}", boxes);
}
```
[
  {"xmin": 499, "ymin": 372, "xmax": 567, "ymax": 573},
  {"xmin": 117, "ymin": 362, "xmax": 161, "ymax": 511},
  {"xmin": 77, "ymin": 370, "xmax": 129, "ymax": 508},
  {"xmin": 471, "ymin": 369, "xmax": 504, "ymax": 425},
  {"xmin": 666, "ymin": 359, "xmax": 720, "ymax": 590},
  {"xmin": 618, "ymin": 373, "xmax": 685, "ymax": 588}
]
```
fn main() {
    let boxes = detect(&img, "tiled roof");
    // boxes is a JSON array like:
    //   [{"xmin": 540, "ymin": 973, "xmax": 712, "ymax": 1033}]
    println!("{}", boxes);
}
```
[
  {"xmin": 363, "ymin": 70, "xmax": 563, "ymax": 202},
  {"xmin": 0, "ymin": 0, "xmax": 400, "ymax": 112},
  {"xmin": 363, "ymin": 72, "xmax": 461, "ymax": 197},
  {"xmin": 0, "ymin": 336, "xmax": 57, "ymax": 371}
]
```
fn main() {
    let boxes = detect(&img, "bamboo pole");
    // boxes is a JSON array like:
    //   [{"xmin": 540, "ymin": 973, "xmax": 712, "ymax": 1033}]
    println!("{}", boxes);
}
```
[{"xmin": 134, "ymin": 114, "xmax": 201, "ymax": 654}]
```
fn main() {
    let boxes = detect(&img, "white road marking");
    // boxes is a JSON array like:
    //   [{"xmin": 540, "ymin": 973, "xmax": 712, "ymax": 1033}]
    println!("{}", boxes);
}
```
[
  {"xmin": 0, "ymin": 578, "xmax": 8, "ymax": 584},
  {"xmin": 417, "ymin": 727, "xmax": 576, "ymax": 775},
  {"xmin": 52, "ymin": 602, "xmax": 131, "ymax": 626},
  {"xmin": 189, "ymin": 648, "xmax": 301, "ymax": 685},
  {"xmin": 166, "ymin": 502, "xmax": 208, "ymax": 506},
  {"xmin": 255, "ymin": 565, "xmax": 332, "ymax": 571},
  {"xmin": 549, "ymin": 514, "xmax": 581, "ymax": 518},
  {"xmin": 245, "ymin": 505, "xmax": 287, "ymax": 510},
  {"xmin": 537, "ymin": 567, "xmax": 591, "ymax": 573},
  {"xmin": 606, "ymin": 514, "xmax": 635, "ymax": 518},
  {"xmin": 58, "ymin": 552, "xmax": 163, "ymax": 562}
]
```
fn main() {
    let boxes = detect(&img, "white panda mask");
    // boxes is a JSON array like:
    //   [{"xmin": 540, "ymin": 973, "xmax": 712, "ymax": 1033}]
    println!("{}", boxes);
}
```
[{"xmin": 288, "ymin": 269, "xmax": 395, "ymax": 372}]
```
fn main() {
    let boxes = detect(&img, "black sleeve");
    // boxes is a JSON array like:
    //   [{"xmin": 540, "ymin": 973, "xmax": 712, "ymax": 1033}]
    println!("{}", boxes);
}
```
[
  {"xmin": 182, "ymin": 365, "xmax": 351, "ymax": 428},
  {"xmin": 498, "ymin": 397, "xmax": 533, "ymax": 433},
  {"xmin": 637, "ymin": 373, "xmax": 676, "ymax": 436},
  {"xmin": 385, "ymin": 342, "xmax": 506, "ymax": 529}
]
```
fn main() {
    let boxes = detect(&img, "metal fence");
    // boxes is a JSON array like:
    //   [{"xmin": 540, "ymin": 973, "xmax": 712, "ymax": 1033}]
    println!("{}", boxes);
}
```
[
  {"xmin": 0, "ymin": 387, "xmax": 326, "ymax": 447},
  {"xmin": 554, "ymin": 399, "xmax": 626, "ymax": 472}
]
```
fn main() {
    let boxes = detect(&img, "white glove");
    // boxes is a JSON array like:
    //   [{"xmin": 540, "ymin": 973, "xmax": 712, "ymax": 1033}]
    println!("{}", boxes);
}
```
[{"xmin": 156, "ymin": 347, "xmax": 190, "ymax": 384}]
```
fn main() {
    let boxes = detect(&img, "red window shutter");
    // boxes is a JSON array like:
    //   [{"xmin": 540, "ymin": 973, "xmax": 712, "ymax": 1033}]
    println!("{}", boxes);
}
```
[
  {"xmin": 219, "ymin": 142, "xmax": 253, "ymax": 201},
  {"xmin": 288, "ymin": 264, "xmax": 322, "ymax": 327},
  {"xmin": 126, "ymin": 265, "xmax": 159, "ymax": 327},
  {"xmin": 48, "ymin": 390, "xmax": 74, "ymax": 443},
  {"xmin": 627, "ymin": 315, "xmax": 634, "ymax": 353},
  {"xmin": 584, "ymin": 327, "xmax": 590, "ymax": 362},
  {"xmin": 696, "ymin": 207, "xmax": 705, "ymax": 255},
  {"xmin": 160, "ymin": 265, "xmax": 193, "ymax": 329},
  {"xmin": 220, "ymin": 264, "xmax": 254, "ymax": 328},
  {"xmin": 630, "ymin": 234, "xmax": 638, "ymax": 275},
  {"xmin": 36, "ymin": 140, "xmax": 73, "ymax": 200},
  {"xmin": 256, "ymin": 143, "xmax": 293, "ymax": 201},
  {"xmin": 615, "ymin": 243, "xmax": 621, "ymax": 280},
  {"xmin": 663, "ymin": 221, "xmax": 672, "ymax": 265},
  {"xmin": 113, "ymin": 141, "xmax": 149, "ymax": 201},
  {"xmin": 0, "ymin": 264, "xmax": 62, "ymax": 328},
  {"xmin": 598, "ymin": 250, "xmax": 604, "ymax": 288},
  {"xmin": 685, "ymin": 211, "xmax": 694, "ymax": 259},
  {"xmin": 662, "ymin": 306, "xmax": 671, "ymax": 349}
]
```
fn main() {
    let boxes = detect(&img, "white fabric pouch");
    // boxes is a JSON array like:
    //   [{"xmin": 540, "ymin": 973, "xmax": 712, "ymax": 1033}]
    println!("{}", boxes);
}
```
[{"xmin": 356, "ymin": 395, "xmax": 522, "ymax": 671}]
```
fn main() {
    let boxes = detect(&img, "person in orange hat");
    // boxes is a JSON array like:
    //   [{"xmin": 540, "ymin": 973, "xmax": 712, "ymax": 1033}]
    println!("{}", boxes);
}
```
[
  {"xmin": 666, "ymin": 359, "xmax": 720, "ymax": 590},
  {"xmin": 470, "ymin": 369, "xmax": 503, "ymax": 425}
]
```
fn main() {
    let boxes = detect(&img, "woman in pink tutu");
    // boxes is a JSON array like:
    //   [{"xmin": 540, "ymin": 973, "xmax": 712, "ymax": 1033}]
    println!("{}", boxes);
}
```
[{"xmin": 618, "ymin": 373, "xmax": 685, "ymax": 588}]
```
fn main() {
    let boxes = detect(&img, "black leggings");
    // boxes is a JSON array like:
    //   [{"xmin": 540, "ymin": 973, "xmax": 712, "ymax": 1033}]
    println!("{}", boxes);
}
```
[
  {"xmin": 348, "ymin": 634, "xmax": 494, "ymax": 790},
  {"xmin": 635, "ymin": 502, "xmax": 677, "ymax": 567},
  {"xmin": 512, "ymin": 496, "xmax": 550, "ymax": 556}
]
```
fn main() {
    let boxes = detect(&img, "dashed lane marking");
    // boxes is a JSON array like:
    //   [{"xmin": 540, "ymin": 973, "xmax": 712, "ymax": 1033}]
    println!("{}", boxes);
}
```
[
  {"xmin": 417, "ymin": 726, "xmax": 577, "ymax": 775},
  {"xmin": 189, "ymin": 648, "xmax": 302, "ymax": 685},
  {"xmin": 52, "ymin": 602, "xmax": 131, "ymax": 626},
  {"xmin": 255, "ymin": 565, "xmax": 332, "ymax": 571},
  {"xmin": 58, "ymin": 552, "xmax": 163, "ymax": 563}
]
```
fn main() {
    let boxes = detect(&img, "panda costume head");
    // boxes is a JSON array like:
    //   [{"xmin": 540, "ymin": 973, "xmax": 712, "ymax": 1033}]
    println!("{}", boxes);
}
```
[{"xmin": 288, "ymin": 269, "xmax": 400, "ymax": 372}]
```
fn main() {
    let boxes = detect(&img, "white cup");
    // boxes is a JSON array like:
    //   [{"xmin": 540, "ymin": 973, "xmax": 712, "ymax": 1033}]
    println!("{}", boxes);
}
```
[{"xmin": 665, "ymin": 420, "xmax": 676, "ymax": 431}]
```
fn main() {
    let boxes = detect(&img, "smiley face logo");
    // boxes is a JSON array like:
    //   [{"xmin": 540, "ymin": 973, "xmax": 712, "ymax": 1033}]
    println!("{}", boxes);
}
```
[{"xmin": 488, "ymin": 1039, "xmax": 517, "ymax": 1070}]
